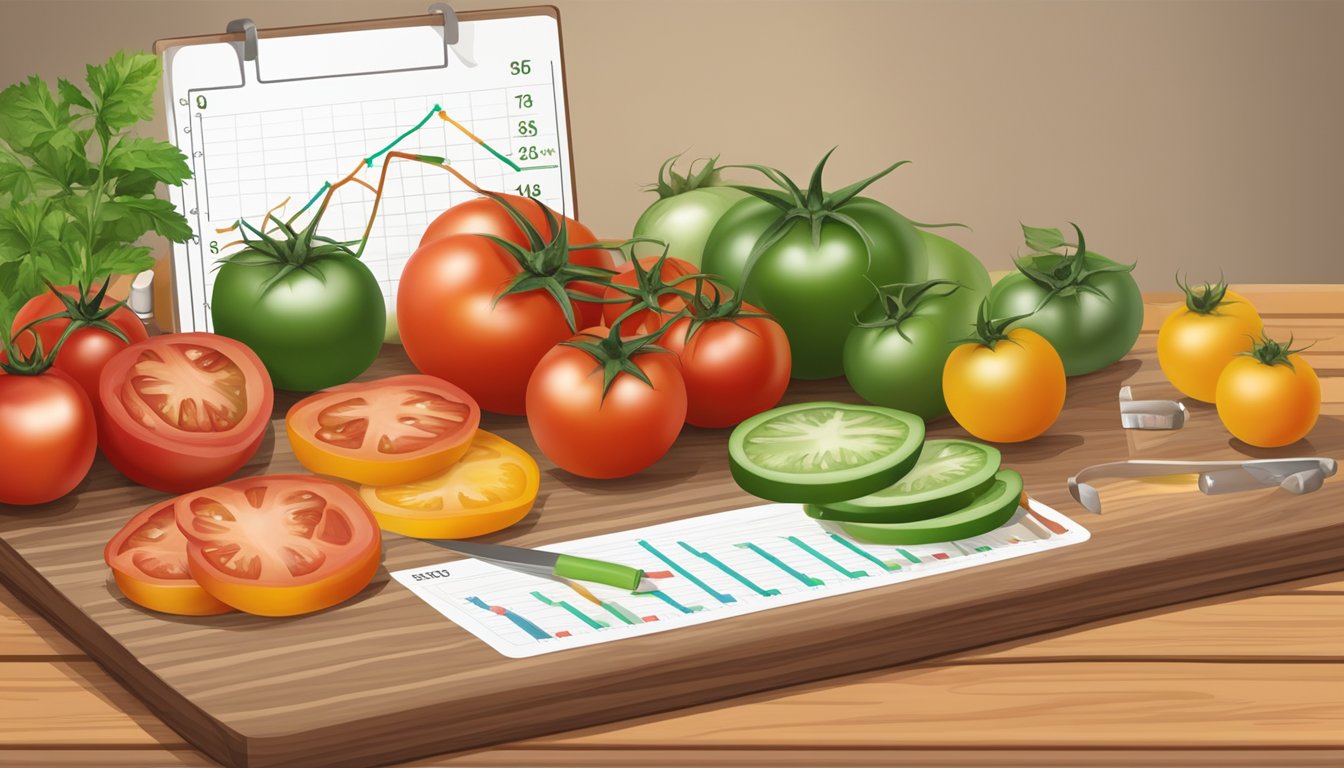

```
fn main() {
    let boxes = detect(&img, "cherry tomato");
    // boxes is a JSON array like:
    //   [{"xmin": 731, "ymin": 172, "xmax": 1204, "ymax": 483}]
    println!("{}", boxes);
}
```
[
  {"xmin": 359, "ymin": 430, "xmax": 539, "ymax": 538},
  {"xmin": 174, "ymin": 474, "xmax": 382, "ymax": 616},
  {"xmin": 526, "ymin": 330, "xmax": 687, "ymax": 478},
  {"xmin": 97, "ymin": 333, "xmax": 274, "ymax": 493},
  {"xmin": 12, "ymin": 286, "xmax": 148, "ymax": 404},
  {"xmin": 0, "ymin": 369, "xmax": 96, "ymax": 505},
  {"xmin": 1158, "ymin": 285, "xmax": 1263, "ymax": 403},
  {"xmin": 287, "ymin": 374, "xmax": 480, "ymax": 486},
  {"xmin": 1216, "ymin": 339, "xmax": 1320, "ymax": 447},
  {"xmin": 104, "ymin": 499, "xmax": 233, "ymax": 616},
  {"xmin": 942, "ymin": 328, "xmax": 1067, "ymax": 443},
  {"xmin": 601, "ymin": 255, "xmax": 698, "ymax": 334},
  {"xmin": 657, "ymin": 305, "xmax": 791, "ymax": 428},
  {"xmin": 418, "ymin": 193, "xmax": 614, "ymax": 328}
]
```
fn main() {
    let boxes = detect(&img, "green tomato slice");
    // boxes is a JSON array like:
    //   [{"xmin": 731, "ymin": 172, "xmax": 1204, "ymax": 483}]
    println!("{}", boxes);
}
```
[
  {"xmin": 806, "ymin": 439, "xmax": 1001, "ymax": 523},
  {"xmin": 729, "ymin": 402, "xmax": 925, "ymax": 504},
  {"xmin": 821, "ymin": 470, "xmax": 1024, "ymax": 545}
]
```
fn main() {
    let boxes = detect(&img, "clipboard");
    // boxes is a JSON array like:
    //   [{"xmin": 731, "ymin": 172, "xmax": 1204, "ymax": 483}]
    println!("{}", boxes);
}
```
[{"xmin": 153, "ymin": 5, "xmax": 578, "ymax": 333}]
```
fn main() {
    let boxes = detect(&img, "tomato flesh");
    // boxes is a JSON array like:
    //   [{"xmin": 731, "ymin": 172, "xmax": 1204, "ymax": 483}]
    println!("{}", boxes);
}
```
[
  {"xmin": 104, "ymin": 500, "xmax": 233, "ymax": 616},
  {"xmin": 98, "ymin": 333, "xmax": 274, "ymax": 493},
  {"xmin": 174, "ymin": 475, "xmax": 382, "ymax": 616},
  {"xmin": 287, "ymin": 374, "xmax": 481, "ymax": 486}
]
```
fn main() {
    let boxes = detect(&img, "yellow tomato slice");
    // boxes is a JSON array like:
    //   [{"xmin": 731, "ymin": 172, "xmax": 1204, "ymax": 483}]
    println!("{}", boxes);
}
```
[{"xmin": 360, "ymin": 431, "xmax": 539, "ymax": 538}]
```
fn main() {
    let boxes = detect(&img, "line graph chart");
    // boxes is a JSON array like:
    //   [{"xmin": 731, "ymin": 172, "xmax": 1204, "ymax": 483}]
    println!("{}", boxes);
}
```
[{"xmin": 162, "ymin": 15, "xmax": 575, "ymax": 332}]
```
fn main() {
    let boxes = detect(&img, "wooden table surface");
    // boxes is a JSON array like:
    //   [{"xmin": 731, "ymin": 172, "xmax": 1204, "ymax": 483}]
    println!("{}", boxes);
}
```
[{"xmin": 3, "ymin": 285, "xmax": 1342, "ymax": 767}]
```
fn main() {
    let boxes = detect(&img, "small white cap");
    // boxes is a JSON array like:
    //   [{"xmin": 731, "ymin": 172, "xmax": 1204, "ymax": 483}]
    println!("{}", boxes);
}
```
[{"xmin": 129, "ymin": 269, "xmax": 155, "ymax": 319}]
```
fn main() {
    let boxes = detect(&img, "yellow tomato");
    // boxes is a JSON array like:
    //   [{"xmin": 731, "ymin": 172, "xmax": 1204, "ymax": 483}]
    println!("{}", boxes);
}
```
[
  {"xmin": 359, "ymin": 430, "xmax": 539, "ymax": 538},
  {"xmin": 1216, "ymin": 339, "xmax": 1320, "ymax": 448},
  {"xmin": 1157, "ymin": 285, "xmax": 1262, "ymax": 403},
  {"xmin": 943, "ymin": 328, "xmax": 1067, "ymax": 443}
]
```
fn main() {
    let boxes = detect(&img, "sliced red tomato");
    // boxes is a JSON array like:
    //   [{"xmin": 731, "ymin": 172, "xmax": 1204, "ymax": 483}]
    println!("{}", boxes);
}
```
[
  {"xmin": 12, "ymin": 286, "xmax": 148, "ymax": 405},
  {"xmin": 173, "ymin": 474, "xmax": 382, "ymax": 617},
  {"xmin": 287, "ymin": 374, "xmax": 481, "ymax": 486},
  {"xmin": 359, "ymin": 430, "xmax": 539, "ymax": 538},
  {"xmin": 104, "ymin": 499, "xmax": 233, "ymax": 616},
  {"xmin": 97, "ymin": 333, "xmax": 274, "ymax": 493}
]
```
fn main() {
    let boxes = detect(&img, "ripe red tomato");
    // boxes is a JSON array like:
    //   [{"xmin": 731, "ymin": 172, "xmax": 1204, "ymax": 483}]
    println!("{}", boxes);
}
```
[
  {"xmin": 173, "ymin": 474, "xmax": 382, "ymax": 616},
  {"xmin": 0, "ymin": 369, "xmax": 96, "ymax": 505},
  {"xmin": 399, "ymin": 235, "xmax": 584, "ymax": 415},
  {"xmin": 658, "ymin": 306, "xmax": 792, "ymax": 428},
  {"xmin": 526, "ymin": 330, "xmax": 687, "ymax": 478},
  {"xmin": 601, "ymin": 255, "xmax": 699, "ymax": 334},
  {"xmin": 287, "ymin": 374, "xmax": 481, "ymax": 485},
  {"xmin": 104, "ymin": 499, "xmax": 233, "ymax": 616},
  {"xmin": 418, "ymin": 193, "xmax": 614, "ymax": 328},
  {"xmin": 97, "ymin": 333, "xmax": 274, "ymax": 493},
  {"xmin": 12, "ymin": 286, "xmax": 148, "ymax": 404}
]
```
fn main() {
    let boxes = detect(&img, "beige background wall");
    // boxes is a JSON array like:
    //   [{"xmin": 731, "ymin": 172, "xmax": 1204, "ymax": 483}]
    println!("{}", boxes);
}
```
[{"xmin": 1, "ymin": 0, "xmax": 1340, "ymax": 288}]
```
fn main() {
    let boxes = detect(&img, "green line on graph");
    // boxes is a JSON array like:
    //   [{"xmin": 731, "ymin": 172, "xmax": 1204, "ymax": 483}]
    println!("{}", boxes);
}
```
[
  {"xmin": 738, "ymin": 543, "xmax": 824, "ymax": 587},
  {"xmin": 599, "ymin": 601, "xmax": 640, "ymax": 625},
  {"xmin": 678, "ymin": 541, "xmax": 780, "ymax": 597},
  {"xmin": 896, "ymin": 548, "xmax": 922, "ymax": 564},
  {"xmin": 785, "ymin": 536, "xmax": 868, "ymax": 579},
  {"xmin": 531, "ymin": 591, "xmax": 607, "ymax": 630},
  {"xmin": 828, "ymin": 533, "xmax": 902, "ymax": 572}
]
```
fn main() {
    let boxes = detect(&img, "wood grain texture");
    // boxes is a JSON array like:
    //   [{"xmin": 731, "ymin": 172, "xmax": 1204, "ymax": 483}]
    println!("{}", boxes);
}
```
[
  {"xmin": 0, "ymin": 584, "xmax": 79, "ymax": 657},
  {"xmin": 0, "ymin": 662, "xmax": 187, "ymax": 747},
  {"xmin": 2, "ymin": 287, "xmax": 1342, "ymax": 768}
]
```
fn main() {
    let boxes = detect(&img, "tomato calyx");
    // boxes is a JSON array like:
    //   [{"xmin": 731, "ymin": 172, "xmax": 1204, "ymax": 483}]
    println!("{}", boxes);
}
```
[
  {"xmin": 225, "ymin": 214, "xmax": 361, "ymax": 293},
  {"xmin": 1175, "ymin": 272, "xmax": 1238, "ymax": 314},
  {"xmin": 645, "ymin": 153, "xmax": 733, "ymax": 199},
  {"xmin": 959, "ymin": 299, "xmax": 1038, "ymax": 351},
  {"xmin": 854, "ymin": 279, "xmax": 963, "ymax": 340},
  {"xmin": 725, "ymin": 148, "xmax": 910, "ymax": 281},
  {"xmin": 559, "ymin": 319, "xmax": 675, "ymax": 398},
  {"xmin": 677, "ymin": 277, "xmax": 773, "ymax": 340},
  {"xmin": 1014, "ymin": 223, "xmax": 1134, "ymax": 298},
  {"xmin": 2, "ymin": 278, "xmax": 131, "ymax": 376},
  {"xmin": 606, "ymin": 238, "xmax": 707, "ymax": 319},
  {"xmin": 477, "ymin": 191, "xmax": 616, "ymax": 332},
  {"xmin": 1243, "ymin": 333, "xmax": 1313, "ymax": 370}
]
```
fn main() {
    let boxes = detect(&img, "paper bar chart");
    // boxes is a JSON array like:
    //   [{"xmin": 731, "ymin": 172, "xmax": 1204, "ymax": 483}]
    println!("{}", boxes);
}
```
[{"xmin": 394, "ymin": 500, "xmax": 1090, "ymax": 658}]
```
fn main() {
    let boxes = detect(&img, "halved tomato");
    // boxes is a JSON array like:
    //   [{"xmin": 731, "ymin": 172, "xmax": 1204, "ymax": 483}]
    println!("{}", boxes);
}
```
[
  {"xmin": 286, "ymin": 374, "xmax": 480, "ymax": 486},
  {"xmin": 174, "ymin": 475, "xmax": 382, "ymax": 617},
  {"xmin": 104, "ymin": 499, "xmax": 234, "ymax": 616},
  {"xmin": 359, "ymin": 431, "xmax": 539, "ymax": 539},
  {"xmin": 97, "ymin": 333, "xmax": 274, "ymax": 493}
]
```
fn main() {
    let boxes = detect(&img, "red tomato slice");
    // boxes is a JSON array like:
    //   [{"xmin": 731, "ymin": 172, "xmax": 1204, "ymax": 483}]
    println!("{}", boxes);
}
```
[
  {"xmin": 97, "ymin": 333, "xmax": 274, "ymax": 493},
  {"xmin": 173, "ymin": 475, "xmax": 382, "ymax": 617},
  {"xmin": 286, "ymin": 374, "xmax": 480, "ymax": 485},
  {"xmin": 104, "ymin": 499, "xmax": 233, "ymax": 616}
]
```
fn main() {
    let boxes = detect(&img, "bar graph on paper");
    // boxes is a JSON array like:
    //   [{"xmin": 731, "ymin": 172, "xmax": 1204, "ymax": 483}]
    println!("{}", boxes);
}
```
[
  {"xmin": 393, "ymin": 501, "xmax": 1090, "ymax": 658},
  {"xmin": 162, "ymin": 15, "xmax": 575, "ymax": 332}
]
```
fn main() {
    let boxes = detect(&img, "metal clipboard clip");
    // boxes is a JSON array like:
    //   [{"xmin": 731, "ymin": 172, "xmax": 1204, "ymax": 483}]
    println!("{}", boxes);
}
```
[
  {"xmin": 225, "ymin": 5, "xmax": 466, "ymax": 76},
  {"xmin": 1068, "ymin": 457, "xmax": 1338, "ymax": 514},
  {"xmin": 1119, "ymin": 386, "xmax": 1187, "ymax": 430}
]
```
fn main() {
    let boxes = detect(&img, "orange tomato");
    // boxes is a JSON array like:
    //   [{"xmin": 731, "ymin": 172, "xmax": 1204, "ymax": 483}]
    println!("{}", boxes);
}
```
[
  {"xmin": 104, "ymin": 499, "xmax": 233, "ymax": 616},
  {"xmin": 1158, "ymin": 285, "xmax": 1262, "ymax": 403},
  {"xmin": 1216, "ymin": 338, "xmax": 1320, "ymax": 447},
  {"xmin": 287, "ymin": 374, "xmax": 481, "ymax": 486},
  {"xmin": 942, "ymin": 328, "xmax": 1066, "ymax": 443}
]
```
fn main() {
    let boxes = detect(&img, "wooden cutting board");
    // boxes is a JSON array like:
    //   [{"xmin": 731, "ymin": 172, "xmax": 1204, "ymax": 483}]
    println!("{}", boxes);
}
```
[{"xmin": 2, "ymin": 327, "xmax": 1342, "ymax": 768}]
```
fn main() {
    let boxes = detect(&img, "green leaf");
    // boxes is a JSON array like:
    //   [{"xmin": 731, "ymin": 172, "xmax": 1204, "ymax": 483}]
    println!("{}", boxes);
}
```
[
  {"xmin": 105, "ymin": 137, "xmax": 190, "ymax": 185},
  {"xmin": 0, "ymin": 200, "xmax": 73, "ymax": 294},
  {"xmin": 87, "ymin": 244, "xmax": 153, "ymax": 283},
  {"xmin": 103, "ymin": 195, "xmax": 192, "ymax": 243},
  {"xmin": 57, "ymin": 78, "xmax": 92, "ymax": 112},
  {"xmin": 86, "ymin": 51, "xmax": 159, "ymax": 135},
  {"xmin": 0, "ymin": 152, "xmax": 35, "ymax": 200},
  {"xmin": 0, "ymin": 76, "xmax": 76, "ymax": 154},
  {"xmin": 1022, "ymin": 224, "xmax": 1066, "ymax": 251}
]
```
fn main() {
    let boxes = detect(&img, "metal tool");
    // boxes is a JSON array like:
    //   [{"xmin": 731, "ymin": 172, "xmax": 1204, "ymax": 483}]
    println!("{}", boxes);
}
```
[
  {"xmin": 422, "ymin": 538, "xmax": 654, "ymax": 592},
  {"xmin": 1068, "ymin": 457, "xmax": 1337, "ymax": 514},
  {"xmin": 1119, "ymin": 386, "xmax": 1187, "ymax": 430}
]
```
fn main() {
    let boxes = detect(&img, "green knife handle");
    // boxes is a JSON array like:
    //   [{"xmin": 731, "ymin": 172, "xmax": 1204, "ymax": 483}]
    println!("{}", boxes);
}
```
[{"xmin": 554, "ymin": 554, "xmax": 643, "ymax": 590}]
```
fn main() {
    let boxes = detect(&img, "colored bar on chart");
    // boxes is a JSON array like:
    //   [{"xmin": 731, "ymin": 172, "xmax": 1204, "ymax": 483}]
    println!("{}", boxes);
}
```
[
  {"xmin": 466, "ymin": 596, "xmax": 551, "ymax": 640},
  {"xmin": 678, "ymin": 541, "xmax": 780, "ymax": 597},
  {"xmin": 739, "ymin": 543, "xmax": 824, "ymax": 587},
  {"xmin": 828, "ymin": 533, "xmax": 903, "ymax": 572},
  {"xmin": 600, "ymin": 600, "xmax": 643, "ymax": 625},
  {"xmin": 896, "ymin": 548, "xmax": 922, "ymax": 564},
  {"xmin": 531, "ymin": 591, "xmax": 608, "ymax": 630},
  {"xmin": 786, "ymin": 536, "xmax": 868, "ymax": 579},
  {"xmin": 976, "ymin": 545, "xmax": 992, "ymax": 552},
  {"xmin": 638, "ymin": 540, "xmax": 737, "ymax": 604},
  {"xmin": 931, "ymin": 552, "xmax": 950, "ymax": 561},
  {"xmin": 640, "ymin": 590, "xmax": 704, "ymax": 614}
]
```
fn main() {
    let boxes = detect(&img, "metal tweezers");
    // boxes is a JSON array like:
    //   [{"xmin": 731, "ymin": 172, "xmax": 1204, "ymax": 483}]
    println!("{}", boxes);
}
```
[{"xmin": 1068, "ymin": 457, "xmax": 1338, "ymax": 514}]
